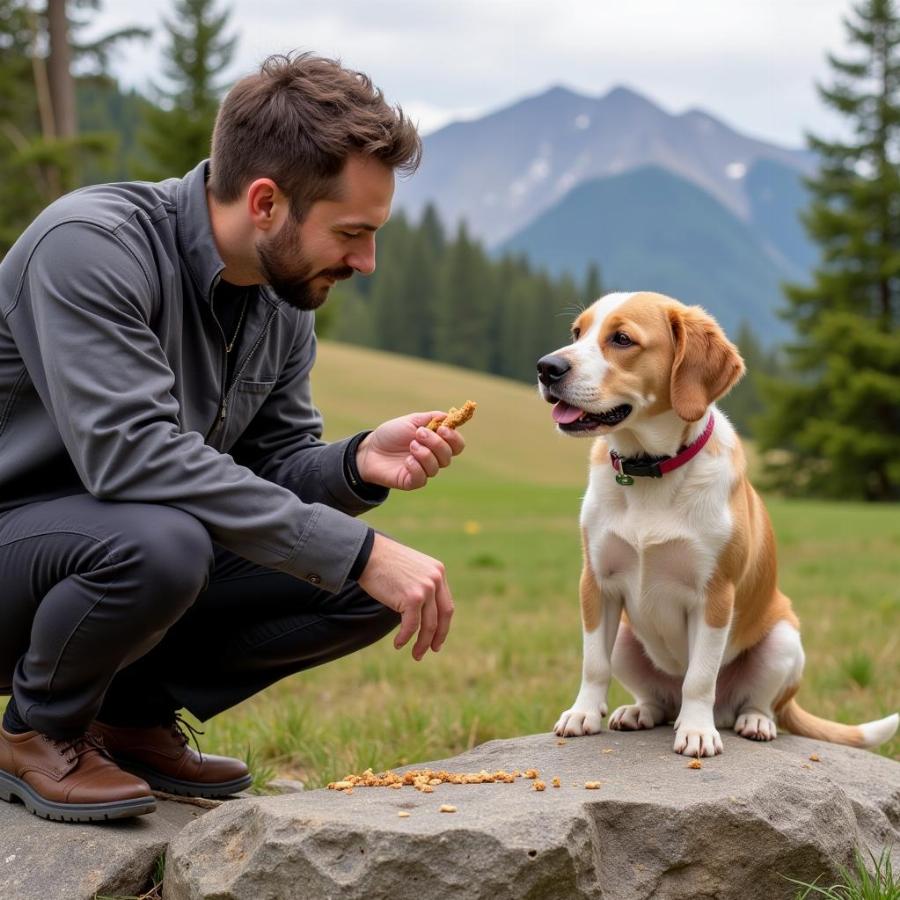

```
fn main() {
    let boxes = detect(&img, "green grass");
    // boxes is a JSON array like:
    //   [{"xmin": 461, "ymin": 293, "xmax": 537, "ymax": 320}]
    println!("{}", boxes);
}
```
[{"xmin": 787, "ymin": 847, "xmax": 898, "ymax": 899}]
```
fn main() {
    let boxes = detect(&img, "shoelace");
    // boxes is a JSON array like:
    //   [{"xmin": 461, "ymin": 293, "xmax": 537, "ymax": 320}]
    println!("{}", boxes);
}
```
[
  {"xmin": 42, "ymin": 732, "xmax": 108, "ymax": 765},
  {"xmin": 172, "ymin": 713, "xmax": 205, "ymax": 763}
]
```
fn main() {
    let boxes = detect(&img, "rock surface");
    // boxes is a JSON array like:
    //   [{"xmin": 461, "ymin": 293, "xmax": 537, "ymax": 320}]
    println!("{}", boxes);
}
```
[
  {"xmin": 0, "ymin": 797, "xmax": 206, "ymax": 900},
  {"xmin": 164, "ymin": 729, "xmax": 900, "ymax": 900}
]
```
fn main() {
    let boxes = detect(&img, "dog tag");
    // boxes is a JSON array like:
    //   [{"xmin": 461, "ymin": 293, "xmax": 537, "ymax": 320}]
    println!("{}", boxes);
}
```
[{"xmin": 615, "ymin": 472, "xmax": 635, "ymax": 486}]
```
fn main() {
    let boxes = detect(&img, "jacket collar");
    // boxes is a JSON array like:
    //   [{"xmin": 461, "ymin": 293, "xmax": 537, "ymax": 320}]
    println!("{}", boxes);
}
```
[{"xmin": 176, "ymin": 159, "xmax": 226, "ymax": 305}]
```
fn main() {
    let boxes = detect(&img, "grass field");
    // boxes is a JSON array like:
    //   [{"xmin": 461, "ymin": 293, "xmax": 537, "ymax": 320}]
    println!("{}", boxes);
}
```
[{"xmin": 198, "ymin": 341, "xmax": 899, "ymax": 787}]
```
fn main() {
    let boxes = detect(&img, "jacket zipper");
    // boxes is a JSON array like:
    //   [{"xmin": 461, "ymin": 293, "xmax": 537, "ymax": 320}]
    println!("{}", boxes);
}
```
[{"xmin": 206, "ymin": 302, "xmax": 279, "ymax": 441}]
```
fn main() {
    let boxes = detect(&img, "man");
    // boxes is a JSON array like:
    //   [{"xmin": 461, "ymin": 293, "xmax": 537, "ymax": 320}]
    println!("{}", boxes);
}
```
[{"xmin": 0, "ymin": 52, "xmax": 461, "ymax": 823}]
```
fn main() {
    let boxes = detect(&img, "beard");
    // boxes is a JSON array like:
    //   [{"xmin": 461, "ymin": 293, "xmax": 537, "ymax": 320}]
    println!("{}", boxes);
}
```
[{"xmin": 256, "ymin": 220, "xmax": 354, "ymax": 311}]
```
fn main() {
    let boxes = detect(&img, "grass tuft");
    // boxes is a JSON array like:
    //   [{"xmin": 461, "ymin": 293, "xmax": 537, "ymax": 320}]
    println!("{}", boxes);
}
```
[{"xmin": 786, "ymin": 847, "xmax": 898, "ymax": 900}]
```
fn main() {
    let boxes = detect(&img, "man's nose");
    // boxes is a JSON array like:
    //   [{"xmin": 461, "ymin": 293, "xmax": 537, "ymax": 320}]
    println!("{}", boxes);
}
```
[
  {"xmin": 347, "ymin": 239, "xmax": 376, "ymax": 276},
  {"xmin": 536, "ymin": 354, "xmax": 571, "ymax": 386}
]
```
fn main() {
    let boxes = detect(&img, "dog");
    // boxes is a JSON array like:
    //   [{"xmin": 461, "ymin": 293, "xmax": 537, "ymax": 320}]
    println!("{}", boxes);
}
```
[{"xmin": 537, "ymin": 291, "xmax": 898, "ymax": 757}]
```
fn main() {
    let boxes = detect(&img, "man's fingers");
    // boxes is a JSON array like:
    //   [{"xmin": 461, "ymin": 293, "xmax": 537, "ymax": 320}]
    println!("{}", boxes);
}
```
[
  {"xmin": 409, "ymin": 439, "xmax": 441, "ymax": 477},
  {"xmin": 431, "ymin": 579, "xmax": 454, "ymax": 652},
  {"xmin": 394, "ymin": 606, "xmax": 420, "ymax": 650},
  {"xmin": 404, "ymin": 455, "xmax": 428, "ymax": 489},
  {"xmin": 415, "ymin": 427, "xmax": 454, "ymax": 467},
  {"xmin": 413, "ymin": 596, "xmax": 438, "ymax": 660},
  {"xmin": 437, "ymin": 426, "xmax": 466, "ymax": 457}
]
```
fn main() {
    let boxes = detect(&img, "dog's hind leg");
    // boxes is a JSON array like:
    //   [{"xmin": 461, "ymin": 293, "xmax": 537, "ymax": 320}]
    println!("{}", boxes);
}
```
[
  {"xmin": 722, "ymin": 619, "xmax": 805, "ymax": 741},
  {"xmin": 608, "ymin": 624, "xmax": 680, "ymax": 730}
]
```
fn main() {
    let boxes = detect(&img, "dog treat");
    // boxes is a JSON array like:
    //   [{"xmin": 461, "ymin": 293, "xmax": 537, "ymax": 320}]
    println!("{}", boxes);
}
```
[
  {"xmin": 687, "ymin": 759, "xmax": 703, "ymax": 770},
  {"xmin": 533, "ymin": 780, "xmax": 546, "ymax": 791},
  {"xmin": 808, "ymin": 753, "xmax": 820, "ymax": 762},
  {"xmin": 551, "ymin": 777, "xmax": 561, "ymax": 788},
  {"xmin": 584, "ymin": 781, "xmax": 602, "ymax": 790},
  {"xmin": 427, "ymin": 400, "xmax": 477, "ymax": 431},
  {"xmin": 398, "ymin": 811, "xmax": 411, "ymax": 817},
  {"xmin": 524, "ymin": 769, "xmax": 539, "ymax": 779},
  {"xmin": 439, "ymin": 804, "xmax": 457, "ymax": 813}
]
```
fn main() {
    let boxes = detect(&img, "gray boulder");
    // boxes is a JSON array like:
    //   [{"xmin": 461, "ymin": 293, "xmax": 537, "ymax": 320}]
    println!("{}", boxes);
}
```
[
  {"xmin": 0, "ymin": 797, "xmax": 205, "ymax": 900},
  {"xmin": 163, "ymin": 729, "xmax": 900, "ymax": 900}
]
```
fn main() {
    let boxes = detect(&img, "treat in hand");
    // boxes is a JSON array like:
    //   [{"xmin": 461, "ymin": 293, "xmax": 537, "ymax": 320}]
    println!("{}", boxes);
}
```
[{"xmin": 427, "ymin": 400, "xmax": 477, "ymax": 432}]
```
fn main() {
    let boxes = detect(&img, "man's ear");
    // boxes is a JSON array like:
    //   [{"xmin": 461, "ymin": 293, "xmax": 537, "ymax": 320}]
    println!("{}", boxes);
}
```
[{"xmin": 668, "ymin": 305, "xmax": 745, "ymax": 422}]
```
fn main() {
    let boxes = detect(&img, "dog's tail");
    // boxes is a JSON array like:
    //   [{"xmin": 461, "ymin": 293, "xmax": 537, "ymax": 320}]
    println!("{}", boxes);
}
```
[{"xmin": 776, "ymin": 698, "xmax": 898, "ymax": 749}]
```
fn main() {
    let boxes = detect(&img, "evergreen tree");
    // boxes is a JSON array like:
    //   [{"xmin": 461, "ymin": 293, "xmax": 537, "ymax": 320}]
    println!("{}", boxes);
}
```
[
  {"xmin": 757, "ymin": 0, "xmax": 900, "ymax": 500},
  {"xmin": 0, "ymin": 1, "xmax": 143, "ymax": 252},
  {"xmin": 138, "ymin": 0, "xmax": 236, "ymax": 179},
  {"xmin": 433, "ymin": 221, "xmax": 493, "ymax": 370},
  {"xmin": 583, "ymin": 261, "xmax": 603, "ymax": 301}
]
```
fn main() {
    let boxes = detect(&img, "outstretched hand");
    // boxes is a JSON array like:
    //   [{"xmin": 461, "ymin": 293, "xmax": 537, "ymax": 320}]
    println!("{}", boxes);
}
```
[
  {"xmin": 355, "ymin": 411, "xmax": 466, "ymax": 491},
  {"xmin": 358, "ymin": 533, "xmax": 454, "ymax": 660}
]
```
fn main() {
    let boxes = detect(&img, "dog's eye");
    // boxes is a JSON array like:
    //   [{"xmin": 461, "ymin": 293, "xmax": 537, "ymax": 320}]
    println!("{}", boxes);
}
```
[
  {"xmin": 571, "ymin": 327, "xmax": 581, "ymax": 341},
  {"xmin": 610, "ymin": 331, "xmax": 634, "ymax": 348}
]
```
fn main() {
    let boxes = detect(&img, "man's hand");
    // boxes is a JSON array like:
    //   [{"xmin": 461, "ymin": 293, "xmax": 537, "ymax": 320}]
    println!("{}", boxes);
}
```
[
  {"xmin": 358, "ymin": 533, "xmax": 454, "ymax": 660},
  {"xmin": 356, "ymin": 412, "xmax": 465, "ymax": 490}
]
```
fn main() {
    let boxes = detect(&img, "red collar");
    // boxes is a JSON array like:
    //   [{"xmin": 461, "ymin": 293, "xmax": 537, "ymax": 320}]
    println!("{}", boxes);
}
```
[{"xmin": 609, "ymin": 415, "xmax": 715, "ymax": 485}]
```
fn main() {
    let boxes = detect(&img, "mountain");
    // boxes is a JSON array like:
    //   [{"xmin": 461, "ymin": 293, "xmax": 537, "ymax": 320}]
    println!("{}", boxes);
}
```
[
  {"xmin": 394, "ymin": 84, "xmax": 816, "ymax": 250},
  {"xmin": 500, "ymin": 165, "xmax": 791, "ymax": 343}
]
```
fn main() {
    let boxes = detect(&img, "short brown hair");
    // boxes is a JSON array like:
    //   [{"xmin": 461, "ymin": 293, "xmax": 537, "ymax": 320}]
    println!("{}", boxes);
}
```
[{"xmin": 208, "ymin": 52, "xmax": 422, "ymax": 218}]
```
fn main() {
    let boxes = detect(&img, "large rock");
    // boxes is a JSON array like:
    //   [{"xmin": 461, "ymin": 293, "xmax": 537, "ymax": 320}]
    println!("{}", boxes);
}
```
[
  {"xmin": 164, "ymin": 729, "xmax": 900, "ymax": 900},
  {"xmin": 0, "ymin": 797, "xmax": 207, "ymax": 900}
]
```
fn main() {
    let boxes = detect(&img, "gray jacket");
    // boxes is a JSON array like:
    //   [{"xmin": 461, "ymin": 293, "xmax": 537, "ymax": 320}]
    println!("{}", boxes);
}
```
[{"xmin": 0, "ymin": 160, "xmax": 385, "ymax": 593}]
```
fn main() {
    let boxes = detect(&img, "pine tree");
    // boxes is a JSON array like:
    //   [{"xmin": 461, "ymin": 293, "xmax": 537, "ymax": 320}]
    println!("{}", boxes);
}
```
[
  {"xmin": 757, "ymin": 0, "xmax": 900, "ymax": 500},
  {"xmin": 138, "ymin": 0, "xmax": 236, "ymax": 180},
  {"xmin": 583, "ymin": 261, "xmax": 604, "ymax": 301},
  {"xmin": 0, "ymin": 1, "xmax": 144, "ymax": 252}
]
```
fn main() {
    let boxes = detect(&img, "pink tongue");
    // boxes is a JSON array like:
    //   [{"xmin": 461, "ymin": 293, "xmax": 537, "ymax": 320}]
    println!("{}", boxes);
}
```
[{"xmin": 552, "ymin": 400, "xmax": 584, "ymax": 424}]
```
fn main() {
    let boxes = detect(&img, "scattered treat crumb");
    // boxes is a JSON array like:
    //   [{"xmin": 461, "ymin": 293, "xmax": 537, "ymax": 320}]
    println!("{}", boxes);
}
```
[
  {"xmin": 584, "ymin": 781, "xmax": 602, "ymax": 790},
  {"xmin": 556, "ymin": 739, "xmax": 567, "ymax": 746},
  {"xmin": 524, "ymin": 769, "xmax": 539, "ymax": 779},
  {"xmin": 687, "ymin": 759, "xmax": 703, "ymax": 770},
  {"xmin": 533, "ymin": 781, "xmax": 546, "ymax": 791},
  {"xmin": 397, "ymin": 811, "xmax": 410, "ymax": 818},
  {"xmin": 809, "ymin": 753, "xmax": 820, "ymax": 762},
  {"xmin": 602, "ymin": 749, "xmax": 615, "ymax": 754},
  {"xmin": 551, "ymin": 777, "xmax": 561, "ymax": 788},
  {"xmin": 439, "ymin": 804, "xmax": 457, "ymax": 813}
]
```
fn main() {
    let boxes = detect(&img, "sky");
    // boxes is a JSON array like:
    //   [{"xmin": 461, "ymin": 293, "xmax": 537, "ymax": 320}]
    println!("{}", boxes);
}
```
[{"xmin": 83, "ymin": 0, "xmax": 857, "ymax": 149}]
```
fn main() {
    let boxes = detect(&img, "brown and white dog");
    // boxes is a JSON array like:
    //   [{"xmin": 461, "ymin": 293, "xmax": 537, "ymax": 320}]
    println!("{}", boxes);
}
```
[{"xmin": 538, "ymin": 291, "xmax": 898, "ymax": 757}]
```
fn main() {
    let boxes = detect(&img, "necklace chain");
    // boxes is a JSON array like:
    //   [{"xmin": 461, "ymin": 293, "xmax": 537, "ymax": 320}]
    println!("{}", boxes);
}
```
[{"xmin": 224, "ymin": 295, "xmax": 249, "ymax": 353}]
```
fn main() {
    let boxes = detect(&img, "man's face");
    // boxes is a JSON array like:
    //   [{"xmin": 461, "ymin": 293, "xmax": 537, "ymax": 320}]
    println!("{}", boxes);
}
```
[{"xmin": 256, "ymin": 155, "xmax": 394, "ymax": 310}]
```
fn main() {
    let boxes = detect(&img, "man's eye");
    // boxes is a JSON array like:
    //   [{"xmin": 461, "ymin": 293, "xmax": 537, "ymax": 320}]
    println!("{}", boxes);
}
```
[
  {"xmin": 611, "ymin": 331, "xmax": 634, "ymax": 347},
  {"xmin": 342, "ymin": 231, "xmax": 361, "ymax": 239}
]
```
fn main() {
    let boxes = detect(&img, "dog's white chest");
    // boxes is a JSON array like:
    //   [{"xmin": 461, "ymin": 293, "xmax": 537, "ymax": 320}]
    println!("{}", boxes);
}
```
[{"xmin": 582, "ymin": 470, "xmax": 731, "ymax": 676}]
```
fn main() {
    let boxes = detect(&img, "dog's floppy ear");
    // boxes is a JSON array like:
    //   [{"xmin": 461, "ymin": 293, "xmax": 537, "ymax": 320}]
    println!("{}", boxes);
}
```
[{"xmin": 667, "ymin": 305, "xmax": 745, "ymax": 422}]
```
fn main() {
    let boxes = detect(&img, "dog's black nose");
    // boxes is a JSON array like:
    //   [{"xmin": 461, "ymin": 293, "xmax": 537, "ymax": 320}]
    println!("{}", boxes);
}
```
[{"xmin": 537, "ymin": 354, "xmax": 571, "ymax": 386}]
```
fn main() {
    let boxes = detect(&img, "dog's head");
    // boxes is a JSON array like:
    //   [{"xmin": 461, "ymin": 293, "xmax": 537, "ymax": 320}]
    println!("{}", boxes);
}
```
[{"xmin": 537, "ymin": 291, "xmax": 745, "ymax": 436}]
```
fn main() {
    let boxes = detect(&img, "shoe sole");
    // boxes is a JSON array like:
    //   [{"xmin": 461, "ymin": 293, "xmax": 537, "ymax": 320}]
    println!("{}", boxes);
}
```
[
  {"xmin": 0, "ymin": 770, "xmax": 156, "ymax": 822},
  {"xmin": 112, "ymin": 758, "xmax": 253, "ymax": 799}
]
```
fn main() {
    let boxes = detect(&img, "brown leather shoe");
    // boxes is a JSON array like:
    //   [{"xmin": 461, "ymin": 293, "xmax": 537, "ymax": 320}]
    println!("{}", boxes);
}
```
[
  {"xmin": 0, "ymin": 726, "xmax": 155, "ymax": 822},
  {"xmin": 90, "ymin": 717, "xmax": 252, "ymax": 799}
]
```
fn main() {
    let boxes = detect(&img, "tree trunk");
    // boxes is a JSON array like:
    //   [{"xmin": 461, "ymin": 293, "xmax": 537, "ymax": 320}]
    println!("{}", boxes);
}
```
[{"xmin": 46, "ymin": 0, "xmax": 77, "ymax": 139}]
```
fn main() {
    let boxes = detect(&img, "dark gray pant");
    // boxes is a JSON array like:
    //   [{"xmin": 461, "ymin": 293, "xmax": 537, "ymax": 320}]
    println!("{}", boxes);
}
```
[{"xmin": 0, "ymin": 493, "xmax": 399, "ymax": 738}]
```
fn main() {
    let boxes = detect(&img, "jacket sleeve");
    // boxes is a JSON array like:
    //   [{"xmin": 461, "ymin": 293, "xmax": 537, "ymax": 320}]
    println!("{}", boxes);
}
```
[
  {"xmin": 4, "ymin": 220, "xmax": 368, "ymax": 593},
  {"xmin": 229, "ymin": 311, "xmax": 389, "ymax": 515}
]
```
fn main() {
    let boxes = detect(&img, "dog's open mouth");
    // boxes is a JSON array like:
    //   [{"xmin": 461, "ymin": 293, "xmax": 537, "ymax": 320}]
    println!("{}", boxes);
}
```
[{"xmin": 551, "ymin": 399, "xmax": 632, "ymax": 431}]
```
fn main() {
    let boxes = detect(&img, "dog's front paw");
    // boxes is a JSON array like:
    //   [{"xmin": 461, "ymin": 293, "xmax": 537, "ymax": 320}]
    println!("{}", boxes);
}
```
[
  {"xmin": 554, "ymin": 704, "xmax": 607, "ymax": 737},
  {"xmin": 673, "ymin": 720, "xmax": 723, "ymax": 757},
  {"xmin": 734, "ymin": 710, "xmax": 777, "ymax": 741},
  {"xmin": 609, "ymin": 703, "xmax": 663, "ymax": 731}
]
